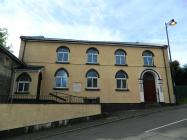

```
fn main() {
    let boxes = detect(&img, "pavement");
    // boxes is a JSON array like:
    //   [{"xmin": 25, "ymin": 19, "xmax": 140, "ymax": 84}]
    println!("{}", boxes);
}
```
[{"xmin": 4, "ymin": 104, "xmax": 187, "ymax": 140}]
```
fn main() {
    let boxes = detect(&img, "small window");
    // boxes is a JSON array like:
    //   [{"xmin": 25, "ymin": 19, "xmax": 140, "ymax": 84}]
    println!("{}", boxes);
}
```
[
  {"xmin": 115, "ymin": 49, "xmax": 126, "ymax": 65},
  {"xmin": 55, "ymin": 69, "xmax": 68, "ymax": 88},
  {"xmin": 16, "ymin": 73, "xmax": 31, "ymax": 93},
  {"xmin": 115, "ymin": 71, "xmax": 128, "ymax": 90},
  {"xmin": 87, "ymin": 48, "xmax": 99, "ymax": 64},
  {"xmin": 57, "ymin": 47, "xmax": 69, "ymax": 63},
  {"xmin": 143, "ymin": 51, "xmax": 154, "ymax": 66},
  {"xmin": 86, "ymin": 69, "xmax": 99, "ymax": 89}
]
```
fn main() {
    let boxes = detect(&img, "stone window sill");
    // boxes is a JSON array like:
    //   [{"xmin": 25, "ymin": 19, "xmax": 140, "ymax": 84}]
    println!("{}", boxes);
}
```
[
  {"xmin": 115, "ymin": 64, "xmax": 128, "ymax": 66},
  {"xmin": 115, "ymin": 89, "xmax": 129, "ymax": 91},
  {"xmin": 85, "ymin": 88, "xmax": 100, "ymax": 91},
  {"xmin": 56, "ymin": 61, "xmax": 70, "ymax": 64},
  {"xmin": 86, "ymin": 63, "xmax": 100, "ymax": 65},
  {"xmin": 53, "ymin": 87, "xmax": 69, "ymax": 90},
  {"xmin": 143, "ymin": 65, "xmax": 156, "ymax": 67}
]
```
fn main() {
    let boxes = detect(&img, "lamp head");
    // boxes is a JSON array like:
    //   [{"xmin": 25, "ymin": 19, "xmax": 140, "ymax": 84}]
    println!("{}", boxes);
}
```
[{"xmin": 168, "ymin": 19, "xmax": 177, "ymax": 26}]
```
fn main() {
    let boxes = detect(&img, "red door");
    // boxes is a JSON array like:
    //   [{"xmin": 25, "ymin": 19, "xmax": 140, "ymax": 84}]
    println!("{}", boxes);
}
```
[{"xmin": 143, "ymin": 72, "xmax": 157, "ymax": 102}]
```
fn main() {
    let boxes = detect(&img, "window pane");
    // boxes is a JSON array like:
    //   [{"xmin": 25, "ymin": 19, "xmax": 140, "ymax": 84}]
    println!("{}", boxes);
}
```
[
  {"xmin": 147, "ymin": 57, "xmax": 153, "ymax": 65},
  {"xmin": 87, "ymin": 49, "xmax": 98, "ymax": 54},
  {"xmin": 62, "ymin": 78, "xmax": 67, "ymax": 87},
  {"xmin": 87, "ymin": 78, "xmax": 92, "ymax": 87},
  {"xmin": 93, "ymin": 78, "xmax": 97, "ymax": 87},
  {"xmin": 117, "ymin": 79, "xmax": 121, "ymax": 88},
  {"xmin": 115, "ymin": 50, "xmax": 125, "ymax": 55},
  {"xmin": 122, "ymin": 80, "xmax": 127, "ymax": 89},
  {"xmin": 56, "ymin": 70, "xmax": 67, "ymax": 77},
  {"xmin": 87, "ymin": 70, "xmax": 98, "ymax": 77},
  {"xmin": 58, "ymin": 48, "xmax": 69, "ymax": 52},
  {"xmin": 116, "ymin": 71, "xmax": 126, "ymax": 78},
  {"xmin": 18, "ymin": 83, "xmax": 24, "ymax": 91},
  {"xmin": 63, "ymin": 53, "xmax": 68, "ymax": 62},
  {"xmin": 19, "ymin": 74, "xmax": 31, "ymax": 81},
  {"xmin": 87, "ymin": 54, "xmax": 92, "ymax": 63},
  {"xmin": 93, "ymin": 55, "xmax": 97, "ymax": 63},
  {"xmin": 143, "ymin": 52, "xmax": 152, "ymax": 56},
  {"xmin": 144, "ymin": 57, "xmax": 153, "ymax": 65},
  {"xmin": 24, "ymin": 83, "xmax": 29, "ymax": 91},
  {"xmin": 116, "ymin": 56, "xmax": 120, "ymax": 64},
  {"xmin": 120, "ymin": 56, "xmax": 125, "ymax": 64},
  {"xmin": 56, "ymin": 77, "xmax": 61, "ymax": 87},
  {"xmin": 57, "ymin": 53, "xmax": 63, "ymax": 61},
  {"xmin": 144, "ymin": 57, "xmax": 148, "ymax": 65}
]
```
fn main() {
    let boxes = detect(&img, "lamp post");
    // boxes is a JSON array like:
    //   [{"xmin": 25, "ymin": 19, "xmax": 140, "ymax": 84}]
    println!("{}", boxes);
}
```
[{"xmin": 165, "ymin": 19, "xmax": 177, "ymax": 104}]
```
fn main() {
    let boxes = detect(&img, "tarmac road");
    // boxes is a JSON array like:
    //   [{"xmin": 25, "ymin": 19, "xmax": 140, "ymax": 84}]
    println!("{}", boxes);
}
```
[
  {"xmin": 5, "ymin": 106, "xmax": 187, "ymax": 140},
  {"xmin": 40, "ymin": 107, "xmax": 187, "ymax": 140}
]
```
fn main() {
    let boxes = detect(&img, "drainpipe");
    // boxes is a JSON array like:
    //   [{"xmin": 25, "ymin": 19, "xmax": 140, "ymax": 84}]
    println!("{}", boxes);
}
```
[{"xmin": 162, "ymin": 48, "xmax": 171, "ymax": 104}]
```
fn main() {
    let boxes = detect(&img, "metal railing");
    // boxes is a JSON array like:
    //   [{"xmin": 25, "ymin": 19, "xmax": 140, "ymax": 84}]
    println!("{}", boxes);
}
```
[
  {"xmin": 50, "ymin": 92, "xmax": 100, "ymax": 104},
  {"xmin": 0, "ymin": 93, "xmax": 100, "ymax": 104}
]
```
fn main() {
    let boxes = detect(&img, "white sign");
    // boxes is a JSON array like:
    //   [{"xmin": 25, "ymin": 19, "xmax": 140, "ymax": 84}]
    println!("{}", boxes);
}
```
[{"xmin": 73, "ymin": 83, "xmax": 81, "ymax": 92}]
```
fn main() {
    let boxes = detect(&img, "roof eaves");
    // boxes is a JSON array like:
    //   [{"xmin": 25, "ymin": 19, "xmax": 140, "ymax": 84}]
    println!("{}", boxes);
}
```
[{"xmin": 20, "ymin": 36, "xmax": 167, "ymax": 48}]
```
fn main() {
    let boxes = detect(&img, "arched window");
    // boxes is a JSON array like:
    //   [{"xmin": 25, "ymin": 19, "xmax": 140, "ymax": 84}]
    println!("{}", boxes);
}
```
[
  {"xmin": 87, "ymin": 48, "xmax": 99, "ymax": 64},
  {"xmin": 55, "ymin": 69, "xmax": 68, "ymax": 88},
  {"xmin": 56, "ymin": 47, "xmax": 70, "ymax": 62},
  {"xmin": 142, "ymin": 51, "xmax": 154, "ymax": 66},
  {"xmin": 115, "ymin": 70, "xmax": 128, "ymax": 89},
  {"xmin": 115, "ymin": 49, "xmax": 126, "ymax": 65},
  {"xmin": 86, "ymin": 69, "xmax": 99, "ymax": 88},
  {"xmin": 16, "ymin": 73, "xmax": 31, "ymax": 92}
]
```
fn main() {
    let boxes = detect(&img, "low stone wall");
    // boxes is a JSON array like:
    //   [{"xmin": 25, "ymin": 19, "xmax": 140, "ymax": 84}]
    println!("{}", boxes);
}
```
[{"xmin": 0, "ymin": 104, "xmax": 101, "ymax": 131}]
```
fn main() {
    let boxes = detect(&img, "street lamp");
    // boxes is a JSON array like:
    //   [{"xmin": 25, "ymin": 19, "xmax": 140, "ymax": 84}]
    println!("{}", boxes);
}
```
[{"xmin": 165, "ymin": 19, "xmax": 177, "ymax": 104}]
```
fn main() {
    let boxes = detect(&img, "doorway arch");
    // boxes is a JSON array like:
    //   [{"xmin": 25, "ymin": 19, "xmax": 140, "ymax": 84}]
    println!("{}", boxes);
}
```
[
  {"xmin": 143, "ymin": 72, "xmax": 157, "ymax": 103},
  {"xmin": 139, "ymin": 69, "xmax": 164, "ymax": 103}
]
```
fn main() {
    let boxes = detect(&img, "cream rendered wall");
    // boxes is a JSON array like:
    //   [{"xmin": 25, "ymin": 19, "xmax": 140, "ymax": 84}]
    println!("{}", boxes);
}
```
[
  {"xmin": 19, "ymin": 41, "xmax": 174, "ymax": 103},
  {"xmin": 12, "ymin": 71, "xmax": 39, "ymax": 95},
  {"xmin": 0, "ymin": 104, "xmax": 101, "ymax": 131}
]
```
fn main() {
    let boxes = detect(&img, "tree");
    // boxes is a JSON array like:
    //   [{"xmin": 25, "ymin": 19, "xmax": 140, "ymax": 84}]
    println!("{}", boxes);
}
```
[
  {"xmin": 0, "ymin": 28, "xmax": 12, "ymax": 52},
  {"xmin": 171, "ymin": 60, "xmax": 187, "ymax": 85},
  {"xmin": 0, "ymin": 28, "xmax": 8, "ymax": 46}
]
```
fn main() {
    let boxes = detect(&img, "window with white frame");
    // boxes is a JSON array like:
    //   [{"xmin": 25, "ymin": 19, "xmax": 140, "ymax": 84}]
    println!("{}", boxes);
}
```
[
  {"xmin": 115, "ymin": 71, "xmax": 128, "ymax": 89},
  {"xmin": 55, "ymin": 69, "xmax": 68, "ymax": 88},
  {"xmin": 57, "ymin": 47, "xmax": 69, "ymax": 62},
  {"xmin": 115, "ymin": 49, "xmax": 126, "ymax": 65},
  {"xmin": 16, "ymin": 73, "xmax": 31, "ymax": 93},
  {"xmin": 86, "ymin": 70, "xmax": 99, "ymax": 89},
  {"xmin": 87, "ymin": 48, "xmax": 99, "ymax": 64},
  {"xmin": 143, "ymin": 51, "xmax": 154, "ymax": 66}
]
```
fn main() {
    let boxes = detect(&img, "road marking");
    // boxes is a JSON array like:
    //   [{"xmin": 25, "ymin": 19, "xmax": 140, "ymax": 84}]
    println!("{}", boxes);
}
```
[{"xmin": 145, "ymin": 118, "xmax": 187, "ymax": 133}]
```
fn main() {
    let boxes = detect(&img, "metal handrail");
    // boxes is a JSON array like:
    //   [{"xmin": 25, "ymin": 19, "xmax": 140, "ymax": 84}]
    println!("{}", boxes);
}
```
[
  {"xmin": 0, "ymin": 93, "xmax": 100, "ymax": 104},
  {"xmin": 49, "ymin": 92, "xmax": 100, "ymax": 104}
]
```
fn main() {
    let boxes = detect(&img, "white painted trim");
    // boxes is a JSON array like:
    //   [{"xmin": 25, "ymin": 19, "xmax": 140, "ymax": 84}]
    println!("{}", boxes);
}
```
[
  {"xmin": 145, "ymin": 118, "xmax": 187, "ymax": 133},
  {"xmin": 139, "ymin": 69, "xmax": 164, "ymax": 103}
]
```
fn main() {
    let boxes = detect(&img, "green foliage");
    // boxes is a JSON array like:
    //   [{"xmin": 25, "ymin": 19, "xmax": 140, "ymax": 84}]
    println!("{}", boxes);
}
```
[
  {"xmin": 175, "ymin": 86, "xmax": 187, "ymax": 104},
  {"xmin": 0, "ymin": 28, "xmax": 13, "ymax": 52},
  {"xmin": 0, "ymin": 28, "xmax": 8, "ymax": 47},
  {"xmin": 171, "ymin": 60, "xmax": 187, "ymax": 85}
]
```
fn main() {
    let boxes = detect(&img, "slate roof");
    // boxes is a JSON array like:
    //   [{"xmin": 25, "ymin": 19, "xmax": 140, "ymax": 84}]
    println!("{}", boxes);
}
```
[
  {"xmin": 0, "ymin": 45, "xmax": 24, "ymax": 65},
  {"xmin": 20, "ymin": 36, "xmax": 167, "ymax": 48}
]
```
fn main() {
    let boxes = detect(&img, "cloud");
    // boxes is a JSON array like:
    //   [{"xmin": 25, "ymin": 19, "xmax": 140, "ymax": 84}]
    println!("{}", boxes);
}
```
[{"xmin": 0, "ymin": 0, "xmax": 186, "ymax": 64}]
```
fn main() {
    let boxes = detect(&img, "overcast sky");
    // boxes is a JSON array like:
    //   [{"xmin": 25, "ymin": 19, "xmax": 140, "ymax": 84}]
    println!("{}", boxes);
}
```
[{"xmin": 0, "ymin": 0, "xmax": 187, "ymax": 65}]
